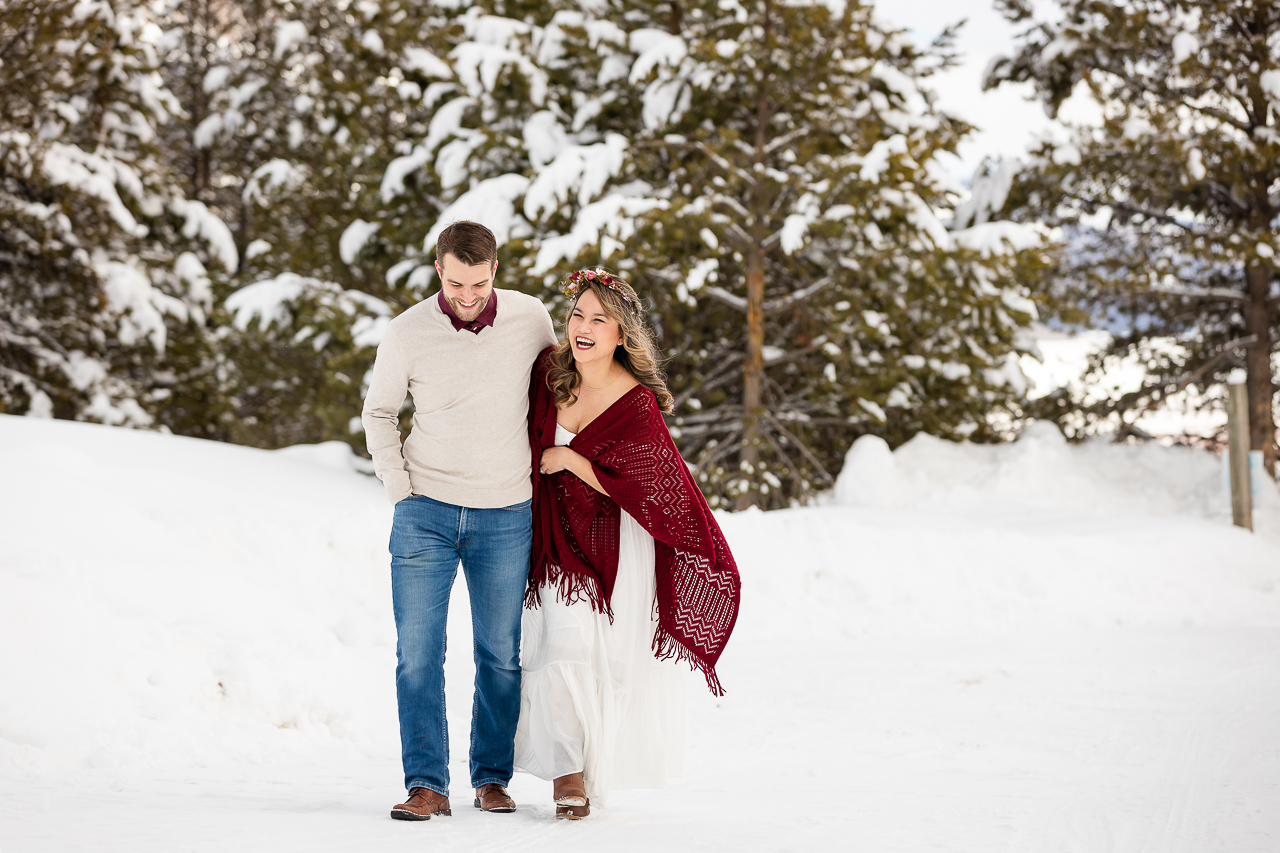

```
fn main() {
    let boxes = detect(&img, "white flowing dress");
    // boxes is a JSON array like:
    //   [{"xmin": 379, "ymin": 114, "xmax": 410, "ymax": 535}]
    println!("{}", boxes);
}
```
[{"xmin": 514, "ymin": 424, "xmax": 687, "ymax": 805}]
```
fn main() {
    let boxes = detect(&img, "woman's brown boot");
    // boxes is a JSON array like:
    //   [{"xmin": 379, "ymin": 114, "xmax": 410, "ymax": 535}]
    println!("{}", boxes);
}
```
[{"xmin": 552, "ymin": 772, "xmax": 590, "ymax": 819}]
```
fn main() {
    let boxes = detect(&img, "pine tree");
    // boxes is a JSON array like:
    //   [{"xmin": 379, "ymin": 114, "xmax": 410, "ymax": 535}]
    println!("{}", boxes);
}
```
[
  {"xmin": 364, "ymin": 0, "xmax": 634, "ymax": 291},
  {"xmin": 985, "ymin": 0, "xmax": 1280, "ymax": 473},
  {"xmin": 154, "ymin": 0, "xmax": 451, "ymax": 447},
  {"xmin": 359, "ymin": 0, "xmax": 1046, "ymax": 508},
  {"xmin": 0, "ymin": 0, "xmax": 237, "ymax": 425},
  {"xmin": 590, "ymin": 0, "xmax": 1045, "ymax": 508}
]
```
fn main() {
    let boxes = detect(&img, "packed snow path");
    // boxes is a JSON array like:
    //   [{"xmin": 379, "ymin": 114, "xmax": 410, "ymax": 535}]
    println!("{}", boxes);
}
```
[{"xmin": 2, "ymin": 415, "xmax": 1278, "ymax": 851}]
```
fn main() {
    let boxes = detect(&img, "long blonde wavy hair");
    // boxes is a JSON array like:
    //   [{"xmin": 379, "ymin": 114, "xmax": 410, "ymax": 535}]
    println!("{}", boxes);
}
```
[{"xmin": 547, "ymin": 271, "xmax": 674, "ymax": 414}]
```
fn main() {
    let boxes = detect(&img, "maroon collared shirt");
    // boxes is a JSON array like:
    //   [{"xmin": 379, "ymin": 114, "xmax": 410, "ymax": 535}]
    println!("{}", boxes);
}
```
[{"xmin": 438, "ymin": 287, "xmax": 498, "ymax": 334}]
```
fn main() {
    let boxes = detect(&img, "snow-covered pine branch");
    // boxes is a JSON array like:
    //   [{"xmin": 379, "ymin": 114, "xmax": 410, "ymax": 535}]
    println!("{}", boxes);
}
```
[
  {"xmin": 0, "ymin": 0, "xmax": 237, "ymax": 426},
  {"xmin": 988, "ymin": 0, "xmax": 1280, "ymax": 470}
]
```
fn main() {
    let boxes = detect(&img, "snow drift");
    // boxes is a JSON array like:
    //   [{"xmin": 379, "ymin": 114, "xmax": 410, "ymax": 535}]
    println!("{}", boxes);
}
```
[
  {"xmin": 0, "ymin": 416, "xmax": 399, "ymax": 778},
  {"xmin": 1, "ymin": 414, "xmax": 1278, "ymax": 787},
  {"xmin": 834, "ymin": 420, "xmax": 1259, "ymax": 520}
]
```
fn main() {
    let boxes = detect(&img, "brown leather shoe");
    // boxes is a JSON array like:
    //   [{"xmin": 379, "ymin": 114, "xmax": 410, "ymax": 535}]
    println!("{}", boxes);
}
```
[
  {"xmin": 555, "ymin": 800, "xmax": 590, "ymax": 820},
  {"xmin": 553, "ymin": 771, "xmax": 588, "ymax": 818},
  {"xmin": 473, "ymin": 783, "xmax": 516, "ymax": 813},
  {"xmin": 553, "ymin": 772, "xmax": 587, "ymax": 805},
  {"xmin": 390, "ymin": 787, "xmax": 451, "ymax": 821}
]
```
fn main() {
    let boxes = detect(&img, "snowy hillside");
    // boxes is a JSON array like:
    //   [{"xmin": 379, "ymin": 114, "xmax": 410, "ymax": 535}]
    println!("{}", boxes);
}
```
[{"xmin": 2, "ymin": 414, "xmax": 1279, "ymax": 852}]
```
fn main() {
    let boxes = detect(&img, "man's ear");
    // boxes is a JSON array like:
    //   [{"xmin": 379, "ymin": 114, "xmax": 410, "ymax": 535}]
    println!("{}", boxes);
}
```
[{"xmin": 491, "ymin": 259, "xmax": 499, "ymax": 281}]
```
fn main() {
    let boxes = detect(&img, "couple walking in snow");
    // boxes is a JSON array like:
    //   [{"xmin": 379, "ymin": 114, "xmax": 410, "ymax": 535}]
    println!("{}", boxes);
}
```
[{"xmin": 360, "ymin": 221, "xmax": 740, "ymax": 821}]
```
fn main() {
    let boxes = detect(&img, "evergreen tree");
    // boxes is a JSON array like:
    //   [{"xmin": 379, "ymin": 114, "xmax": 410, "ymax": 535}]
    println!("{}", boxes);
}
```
[
  {"xmin": 155, "ymin": 0, "xmax": 450, "ymax": 447},
  {"xmin": 0, "ymin": 0, "xmax": 236, "ymax": 425},
  {"xmin": 609, "ymin": 0, "xmax": 1045, "ymax": 508},
  {"xmin": 341, "ymin": 0, "xmax": 650, "ymax": 442},
  {"xmin": 359, "ymin": 0, "xmax": 1046, "ymax": 508},
  {"xmin": 985, "ymin": 0, "xmax": 1280, "ymax": 474},
  {"xmin": 365, "ymin": 0, "xmax": 636, "ymax": 290},
  {"xmin": 2, "ymin": 0, "xmax": 1046, "ymax": 498}
]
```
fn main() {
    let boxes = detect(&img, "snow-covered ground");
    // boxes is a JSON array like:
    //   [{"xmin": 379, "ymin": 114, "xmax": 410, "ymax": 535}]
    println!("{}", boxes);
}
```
[{"xmin": 2, "ymin": 414, "xmax": 1279, "ymax": 852}]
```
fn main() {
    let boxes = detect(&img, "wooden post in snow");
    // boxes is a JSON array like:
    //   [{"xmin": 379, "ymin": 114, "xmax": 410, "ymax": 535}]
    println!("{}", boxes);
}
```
[{"xmin": 1227, "ymin": 369, "xmax": 1253, "ymax": 531}]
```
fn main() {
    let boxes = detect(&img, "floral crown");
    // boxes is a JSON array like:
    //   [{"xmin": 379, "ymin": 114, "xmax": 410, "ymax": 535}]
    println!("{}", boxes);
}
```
[{"xmin": 561, "ymin": 268, "xmax": 642, "ymax": 316}]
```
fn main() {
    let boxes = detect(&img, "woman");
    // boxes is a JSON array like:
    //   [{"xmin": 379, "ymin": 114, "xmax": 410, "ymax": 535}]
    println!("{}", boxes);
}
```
[{"xmin": 514, "ymin": 269, "xmax": 741, "ymax": 819}]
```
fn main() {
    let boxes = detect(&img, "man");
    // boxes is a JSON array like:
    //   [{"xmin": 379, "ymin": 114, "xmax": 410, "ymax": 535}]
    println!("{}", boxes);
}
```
[{"xmin": 362, "ymin": 221, "xmax": 557, "ymax": 820}]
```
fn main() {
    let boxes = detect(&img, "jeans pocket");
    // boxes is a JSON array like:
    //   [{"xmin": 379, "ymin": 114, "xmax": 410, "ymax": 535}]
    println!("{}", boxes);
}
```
[{"xmin": 498, "ymin": 498, "xmax": 532, "ymax": 512}]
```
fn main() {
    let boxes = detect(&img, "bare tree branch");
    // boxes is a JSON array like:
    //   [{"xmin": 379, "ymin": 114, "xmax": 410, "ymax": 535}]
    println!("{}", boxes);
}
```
[
  {"xmin": 761, "ymin": 344, "xmax": 818, "ymax": 368},
  {"xmin": 0, "ymin": 23, "xmax": 28, "ymax": 62},
  {"xmin": 701, "ymin": 426, "xmax": 746, "ymax": 468},
  {"xmin": 764, "ymin": 276, "xmax": 833, "ymax": 314},
  {"xmin": 763, "ymin": 413, "xmax": 834, "ymax": 483},
  {"xmin": 635, "ymin": 139, "xmax": 758, "ymax": 187},
  {"xmin": 1114, "ymin": 334, "xmax": 1259, "ymax": 438},
  {"xmin": 704, "ymin": 285, "xmax": 747, "ymax": 311},
  {"xmin": 671, "ymin": 355, "xmax": 743, "ymax": 409},
  {"xmin": 761, "ymin": 427, "xmax": 806, "ymax": 484},
  {"xmin": 705, "ymin": 192, "xmax": 752, "ymax": 222},
  {"xmin": 762, "ymin": 127, "xmax": 808, "ymax": 156},
  {"xmin": 1143, "ymin": 284, "xmax": 1248, "ymax": 303}
]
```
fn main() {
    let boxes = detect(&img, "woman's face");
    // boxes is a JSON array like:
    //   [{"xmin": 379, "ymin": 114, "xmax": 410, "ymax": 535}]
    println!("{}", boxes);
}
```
[{"xmin": 567, "ymin": 288, "xmax": 624, "ymax": 368}]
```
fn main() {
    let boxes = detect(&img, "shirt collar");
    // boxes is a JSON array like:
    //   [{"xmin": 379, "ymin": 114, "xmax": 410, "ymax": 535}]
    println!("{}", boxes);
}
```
[{"xmin": 437, "ymin": 287, "xmax": 498, "ymax": 334}]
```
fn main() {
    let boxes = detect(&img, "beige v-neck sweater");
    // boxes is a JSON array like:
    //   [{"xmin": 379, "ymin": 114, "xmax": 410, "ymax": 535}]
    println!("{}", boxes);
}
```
[{"xmin": 361, "ymin": 288, "xmax": 557, "ymax": 507}]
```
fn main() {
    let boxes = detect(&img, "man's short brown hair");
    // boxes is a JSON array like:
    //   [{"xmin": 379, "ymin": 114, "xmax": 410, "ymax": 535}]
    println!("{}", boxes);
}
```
[{"xmin": 436, "ymin": 221, "xmax": 498, "ymax": 266}]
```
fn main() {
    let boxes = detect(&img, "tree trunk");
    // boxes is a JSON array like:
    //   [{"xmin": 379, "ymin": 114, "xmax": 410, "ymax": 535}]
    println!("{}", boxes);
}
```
[
  {"xmin": 1244, "ymin": 263, "xmax": 1276, "ymax": 476},
  {"xmin": 185, "ymin": 0, "xmax": 210, "ymax": 199},
  {"xmin": 734, "ymin": 0, "xmax": 772, "ymax": 512},
  {"xmin": 735, "ymin": 244, "xmax": 766, "ymax": 511}
]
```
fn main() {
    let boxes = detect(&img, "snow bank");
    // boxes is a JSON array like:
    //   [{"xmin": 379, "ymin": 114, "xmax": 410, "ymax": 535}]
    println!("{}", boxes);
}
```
[
  {"xmin": 834, "ymin": 420, "xmax": 1280, "ymax": 532},
  {"xmin": 837, "ymin": 421, "xmax": 1215, "ymax": 515},
  {"xmin": 771, "ymin": 422, "xmax": 1280, "ymax": 636},
  {"xmin": 0, "ymin": 415, "xmax": 397, "ymax": 780},
  {"xmin": 274, "ymin": 440, "xmax": 374, "ymax": 474},
  {"xmin": 2, "ymin": 414, "xmax": 1277, "ymax": 787}
]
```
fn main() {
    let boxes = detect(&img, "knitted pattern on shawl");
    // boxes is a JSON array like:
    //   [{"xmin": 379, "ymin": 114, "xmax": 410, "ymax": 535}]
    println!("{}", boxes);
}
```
[{"xmin": 526, "ymin": 348, "xmax": 741, "ymax": 695}]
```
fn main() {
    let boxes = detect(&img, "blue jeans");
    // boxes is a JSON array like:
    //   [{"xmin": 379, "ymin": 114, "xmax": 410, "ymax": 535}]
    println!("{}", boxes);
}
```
[{"xmin": 388, "ymin": 493, "xmax": 532, "ymax": 796}]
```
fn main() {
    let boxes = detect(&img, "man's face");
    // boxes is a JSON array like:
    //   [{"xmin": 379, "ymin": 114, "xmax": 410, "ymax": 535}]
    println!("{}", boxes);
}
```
[{"xmin": 436, "ymin": 254, "xmax": 496, "ymax": 323}]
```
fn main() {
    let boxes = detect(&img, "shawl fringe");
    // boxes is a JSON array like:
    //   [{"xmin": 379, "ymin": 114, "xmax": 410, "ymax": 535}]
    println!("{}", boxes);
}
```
[
  {"xmin": 652, "ymin": 622, "xmax": 725, "ymax": 697},
  {"xmin": 525, "ymin": 560, "xmax": 614, "ymax": 622}
]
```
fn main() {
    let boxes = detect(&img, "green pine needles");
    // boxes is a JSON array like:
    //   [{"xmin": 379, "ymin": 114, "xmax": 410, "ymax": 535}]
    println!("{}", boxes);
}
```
[{"xmin": 2, "ymin": 0, "xmax": 1051, "ymax": 510}]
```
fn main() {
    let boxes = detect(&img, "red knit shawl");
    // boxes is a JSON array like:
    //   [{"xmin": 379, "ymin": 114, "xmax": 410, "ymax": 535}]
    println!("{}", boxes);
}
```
[{"xmin": 526, "ymin": 349, "xmax": 741, "ymax": 695}]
